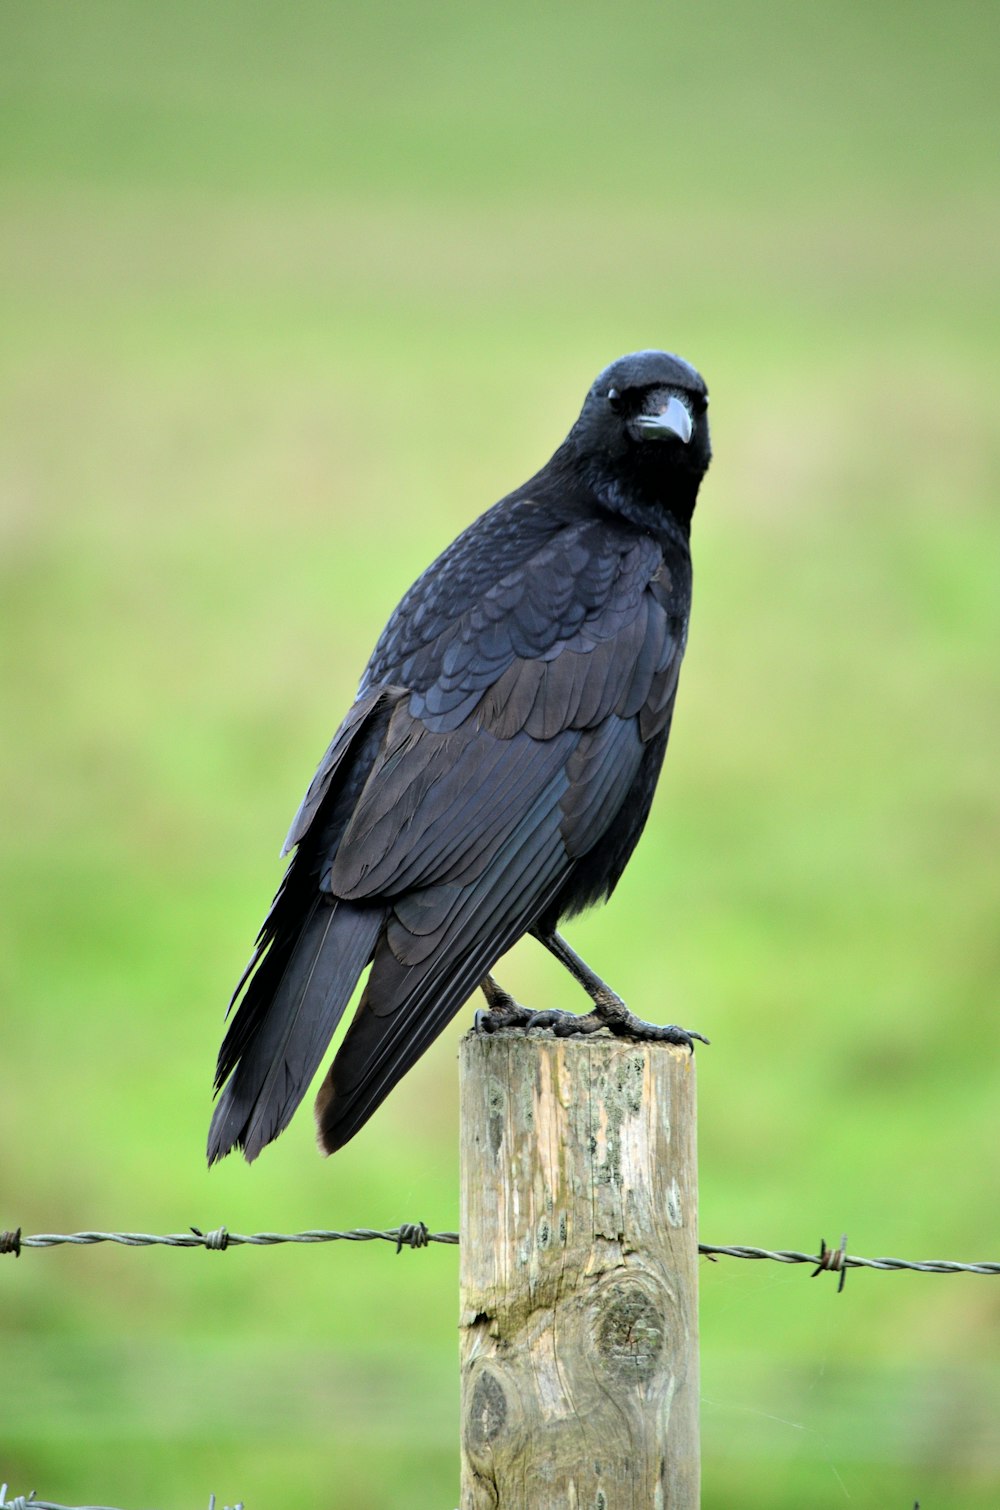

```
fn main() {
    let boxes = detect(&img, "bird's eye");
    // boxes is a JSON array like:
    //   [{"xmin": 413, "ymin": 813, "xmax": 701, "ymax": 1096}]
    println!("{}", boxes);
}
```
[{"xmin": 607, "ymin": 387, "xmax": 622, "ymax": 411}]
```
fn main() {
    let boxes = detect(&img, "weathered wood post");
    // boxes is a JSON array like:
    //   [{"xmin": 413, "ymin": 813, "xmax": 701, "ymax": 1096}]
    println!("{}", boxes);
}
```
[{"xmin": 459, "ymin": 1031, "xmax": 699, "ymax": 1508}]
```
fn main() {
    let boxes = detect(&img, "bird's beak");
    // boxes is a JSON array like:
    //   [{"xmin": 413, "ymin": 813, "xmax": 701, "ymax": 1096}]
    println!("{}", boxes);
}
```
[{"xmin": 633, "ymin": 394, "xmax": 693, "ymax": 444}]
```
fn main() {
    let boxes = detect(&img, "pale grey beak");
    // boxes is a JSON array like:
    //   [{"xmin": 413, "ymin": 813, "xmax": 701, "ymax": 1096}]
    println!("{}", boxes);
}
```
[{"xmin": 633, "ymin": 393, "xmax": 693, "ymax": 444}]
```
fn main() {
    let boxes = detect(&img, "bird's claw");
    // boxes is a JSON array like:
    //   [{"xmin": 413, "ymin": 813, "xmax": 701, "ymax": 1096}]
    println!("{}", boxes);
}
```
[
  {"xmin": 522, "ymin": 1008, "xmax": 605, "ymax": 1037},
  {"xmin": 601, "ymin": 1014, "xmax": 709, "ymax": 1050},
  {"xmin": 474, "ymin": 1003, "xmax": 534, "ymax": 1034}
]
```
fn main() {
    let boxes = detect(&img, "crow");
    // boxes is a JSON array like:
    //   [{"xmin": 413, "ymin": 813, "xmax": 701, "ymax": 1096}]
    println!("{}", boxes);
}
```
[{"xmin": 208, "ymin": 348, "xmax": 712, "ymax": 1164}]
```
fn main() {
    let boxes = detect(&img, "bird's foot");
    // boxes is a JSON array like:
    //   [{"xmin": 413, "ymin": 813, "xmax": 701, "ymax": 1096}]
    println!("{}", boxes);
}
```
[
  {"xmin": 474, "ymin": 1002, "xmax": 535, "ymax": 1033},
  {"xmin": 478, "ymin": 1003, "xmax": 707, "ymax": 1049},
  {"xmin": 511, "ymin": 1007, "xmax": 609, "ymax": 1037},
  {"xmin": 530, "ymin": 930, "xmax": 707, "ymax": 1050},
  {"xmin": 475, "ymin": 974, "xmax": 614, "ymax": 1037},
  {"xmin": 475, "ymin": 1004, "xmax": 607, "ymax": 1037},
  {"xmin": 475, "ymin": 970, "xmax": 707, "ymax": 1050},
  {"xmin": 592, "ymin": 1000, "xmax": 709, "ymax": 1051},
  {"xmin": 514, "ymin": 1002, "xmax": 707, "ymax": 1048},
  {"xmin": 475, "ymin": 974, "xmax": 535, "ymax": 1033}
]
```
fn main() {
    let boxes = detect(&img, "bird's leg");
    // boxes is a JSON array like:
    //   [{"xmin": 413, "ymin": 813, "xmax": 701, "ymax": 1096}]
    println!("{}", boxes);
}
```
[
  {"xmin": 526, "ymin": 930, "xmax": 708, "ymax": 1049},
  {"xmin": 474, "ymin": 972, "xmax": 534, "ymax": 1033}
]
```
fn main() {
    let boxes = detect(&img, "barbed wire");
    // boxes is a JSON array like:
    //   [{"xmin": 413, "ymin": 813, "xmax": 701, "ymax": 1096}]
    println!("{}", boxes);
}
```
[
  {"xmin": 0, "ymin": 1493, "xmax": 241, "ymax": 1510},
  {"xmin": 0, "ymin": 1222, "xmax": 450, "ymax": 1255},
  {"xmin": 3, "ymin": 1224, "xmax": 998, "ymax": 1289},
  {"xmin": 698, "ymin": 1235, "xmax": 1000, "ymax": 1293}
]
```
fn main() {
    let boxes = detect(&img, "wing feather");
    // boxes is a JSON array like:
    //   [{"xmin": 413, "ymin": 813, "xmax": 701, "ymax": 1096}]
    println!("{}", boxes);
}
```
[
  {"xmin": 282, "ymin": 687, "xmax": 401, "ymax": 855},
  {"xmin": 315, "ymin": 774, "xmax": 572, "ymax": 1151}
]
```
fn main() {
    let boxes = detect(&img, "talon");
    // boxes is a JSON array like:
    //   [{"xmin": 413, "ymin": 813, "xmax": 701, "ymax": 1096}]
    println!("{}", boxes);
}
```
[
  {"xmin": 588, "ymin": 995, "xmax": 708, "ymax": 1048},
  {"xmin": 524, "ymin": 1010, "xmax": 559, "ymax": 1030},
  {"xmin": 551, "ymin": 1013, "xmax": 599, "ymax": 1037},
  {"xmin": 474, "ymin": 1001, "xmax": 534, "ymax": 1034}
]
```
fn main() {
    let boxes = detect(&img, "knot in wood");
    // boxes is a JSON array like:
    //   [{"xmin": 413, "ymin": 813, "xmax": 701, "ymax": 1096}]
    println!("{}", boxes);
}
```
[
  {"xmin": 594, "ymin": 1280, "xmax": 664, "ymax": 1384},
  {"xmin": 467, "ymin": 1368, "xmax": 507, "ymax": 1451}
]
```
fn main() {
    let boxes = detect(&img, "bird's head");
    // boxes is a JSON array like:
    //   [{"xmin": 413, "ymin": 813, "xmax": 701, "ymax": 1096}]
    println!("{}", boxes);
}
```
[{"xmin": 569, "ymin": 349, "xmax": 711, "ymax": 523}]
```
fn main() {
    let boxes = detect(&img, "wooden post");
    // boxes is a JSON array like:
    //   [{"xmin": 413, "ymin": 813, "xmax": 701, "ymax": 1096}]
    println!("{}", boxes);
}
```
[{"xmin": 459, "ymin": 1031, "xmax": 699, "ymax": 1508}]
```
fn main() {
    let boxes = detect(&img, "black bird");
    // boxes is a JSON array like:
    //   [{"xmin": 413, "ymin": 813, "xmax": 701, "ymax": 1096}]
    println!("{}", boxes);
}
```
[{"xmin": 208, "ymin": 348, "xmax": 712, "ymax": 1164}]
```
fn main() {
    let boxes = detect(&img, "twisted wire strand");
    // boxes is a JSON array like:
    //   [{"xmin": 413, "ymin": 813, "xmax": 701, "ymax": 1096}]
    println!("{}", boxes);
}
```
[
  {"xmin": 698, "ymin": 1243, "xmax": 1000, "ymax": 1276},
  {"xmin": 3, "ymin": 1225, "xmax": 998, "ymax": 1280},
  {"xmin": 1, "ymin": 1495, "xmax": 121, "ymax": 1510},
  {"xmin": 0, "ymin": 1496, "xmax": 241, "ymax": 1510},
  {"xmin": 1, "ymin": 1223, "xmax": 453, "ymax": 1255}
]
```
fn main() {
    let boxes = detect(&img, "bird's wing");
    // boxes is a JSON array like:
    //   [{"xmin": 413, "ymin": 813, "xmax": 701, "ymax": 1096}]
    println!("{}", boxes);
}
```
[
  {"xmin": 282, "ymin": 684, "xmax": 400, "ymax": 855},
  {"xmin": 380, "ymin": 508, "xmax": 670, "ymax": 733},
  {"xmin": 308, "ymin": 511, "xmax": 689, "ymax": 1150},
  {"xmin": 325, "ymin": 514, "xmax": 683, "ymax": 899},
  {"xmin": 316, "ymin": 761, "xmax": 577, "ymax": 1151}
]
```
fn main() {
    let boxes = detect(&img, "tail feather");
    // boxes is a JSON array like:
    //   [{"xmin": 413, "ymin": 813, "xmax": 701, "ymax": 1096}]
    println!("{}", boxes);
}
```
[
  {"xmin": 314, "ymin": 935, "xmax": 492, "ymax": 1155},
  {"xmin": 208, "ymin": 898, "xmax": 384, "ymax": 1164}
]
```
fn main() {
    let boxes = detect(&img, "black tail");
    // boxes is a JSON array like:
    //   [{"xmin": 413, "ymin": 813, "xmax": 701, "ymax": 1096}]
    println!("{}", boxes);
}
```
[
  {"xmin": 313, "ymin": 933, "xmax": 492, "ymax": 1155},
  {"xmin": 208, "ymin": 896, "xmax": 384, "ymax": 1164}
]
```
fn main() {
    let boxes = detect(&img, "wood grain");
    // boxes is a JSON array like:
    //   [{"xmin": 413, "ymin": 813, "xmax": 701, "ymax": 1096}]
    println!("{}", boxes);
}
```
[{"xmin": 459, "ymin": 1031, "xmax": 699, "ymax": 1508}]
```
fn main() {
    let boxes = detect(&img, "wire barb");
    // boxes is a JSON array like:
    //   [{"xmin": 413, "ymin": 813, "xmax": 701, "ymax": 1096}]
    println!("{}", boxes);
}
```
[
  {"xmin": 191, "ymin": 1226, "xmax": 230, "ymax": 1251},
  {"xmin": 811, "ymin": 1233, "xmax": 850, "ymax": 1292},
  {"xmin": 395, "ymin": 1220, "xmax": 429, "ymax": 1253},
  {"xmin": 0, "ymin": 1228, "xmax": 21, "ymax": 1258}
]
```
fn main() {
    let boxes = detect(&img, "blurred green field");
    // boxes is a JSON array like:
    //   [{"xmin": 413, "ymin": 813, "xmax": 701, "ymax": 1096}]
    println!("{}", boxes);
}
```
[{"xmin": 2, "ymin": 3, "xmax": 999, "ymax": 1506}]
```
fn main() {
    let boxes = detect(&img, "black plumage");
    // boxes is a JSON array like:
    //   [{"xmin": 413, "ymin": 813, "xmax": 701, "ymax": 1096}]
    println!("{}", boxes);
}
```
[{"xmin": 208, "ymin": 349, "xmax": 712, "ymax": 1164}]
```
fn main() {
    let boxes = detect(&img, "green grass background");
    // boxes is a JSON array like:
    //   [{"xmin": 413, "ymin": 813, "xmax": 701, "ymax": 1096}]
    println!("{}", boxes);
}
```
[{"xmin": 2, "ymin": 2, "xmax": 998, "ymax": 1505}]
